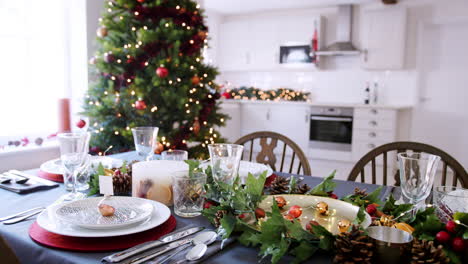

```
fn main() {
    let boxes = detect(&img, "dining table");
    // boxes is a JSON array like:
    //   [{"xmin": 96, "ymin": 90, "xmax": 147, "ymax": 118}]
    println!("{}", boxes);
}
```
[{"xmin": 0, "ymin": 152, "xmax": 397, "ymax": 264}]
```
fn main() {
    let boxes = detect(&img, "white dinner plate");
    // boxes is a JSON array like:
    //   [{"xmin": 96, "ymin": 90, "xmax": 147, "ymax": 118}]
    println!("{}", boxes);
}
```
[
  {"xmin": 201, "ymin": 160, "xmax": 273, "ymax": 179},
  {"xmin": 40, "ymin": 157, "xmax": 123, "ymax": 175},
  {"xmin": 37, "ymin": 199, "xmax": 170, "ymax": 237},
  {"xmin": 54, "ymin": 196, "xmax": 153, "ymax": 230}
]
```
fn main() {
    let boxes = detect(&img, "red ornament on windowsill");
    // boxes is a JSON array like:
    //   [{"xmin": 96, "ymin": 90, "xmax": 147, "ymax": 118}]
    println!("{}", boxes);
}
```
[
  {"xmin": 221, "ymin": 92, "xmax": 231, "ymax": 99},
  {"xmin": 76, "ymin": 119, "xmax": 86, "ymax": 129}
]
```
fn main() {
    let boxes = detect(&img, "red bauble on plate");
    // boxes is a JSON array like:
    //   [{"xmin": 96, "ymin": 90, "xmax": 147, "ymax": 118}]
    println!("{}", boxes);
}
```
[
  {"xmin": 288, "ymin": 205, "xmax": 302, "ymax": 218},
  {"xmin": 76, "ymin": 119, "xmax": 86, "ymax": 129},
  {"xmin": 156, "ymin": 67, "xmax": 169, "ymax": 78},
  {"xmin": 135, "ymin": 100, "xmax": 147, "ymax": 110}
]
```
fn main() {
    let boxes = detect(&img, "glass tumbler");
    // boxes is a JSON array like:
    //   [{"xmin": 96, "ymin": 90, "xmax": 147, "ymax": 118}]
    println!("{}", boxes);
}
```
[
  {"xmin": 398, "ymin": 152, "xmax": 441, "ymax": 214},
  {"xmin": 433, "ymin": 186, "xmax": 468, "ymax": 223},
  {"xmin": 208, "ymin": 144, "xmax": 243, "ymax": 184},
  {"xmin": 131, "ymin": 127, "xmax": 159, "ymax": 161},
  {"xmin": 161, "ymin": 150, "xmax": 188, "ymax": 161},
  {"xmin": 172, "ymin": 171, "xmax": 207, "ymax": 217}
]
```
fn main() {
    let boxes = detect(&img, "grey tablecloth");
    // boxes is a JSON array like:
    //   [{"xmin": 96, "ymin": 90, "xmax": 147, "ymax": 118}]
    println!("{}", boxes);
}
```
[{"xmin": 0, "ymin": 152, "xmax": 395, "ymax": 264}]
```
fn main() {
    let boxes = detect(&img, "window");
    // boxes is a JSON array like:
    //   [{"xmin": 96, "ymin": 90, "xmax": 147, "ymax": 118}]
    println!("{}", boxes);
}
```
[{"xmin": 0, "ymin": 0, "xmax": 87, "ymax": 147}]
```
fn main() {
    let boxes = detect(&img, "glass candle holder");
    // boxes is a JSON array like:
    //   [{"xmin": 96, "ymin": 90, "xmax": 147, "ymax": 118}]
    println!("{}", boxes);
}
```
[
  {"xmin": 172, "ymin": 171, "xmax": 207, "ymax": 218},
  {"xmin": 161, "ymin": 150, "xmax": 188, "ymax": 161},
  {"xmin": 433, "ymin": 186, "xmax": 468, "ymax": 223},
  {"xmin": 208, "ymin": 144, "xmax": 243, "ymax": 184}
]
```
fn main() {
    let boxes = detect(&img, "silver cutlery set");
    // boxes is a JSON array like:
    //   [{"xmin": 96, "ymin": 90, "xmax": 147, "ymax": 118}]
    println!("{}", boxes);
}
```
[
  {"xmin": 0, "ymin": 207, "xmax": 45, "ymax": 225},
  {"xmin": 102, "ymin": 226, "xmax": 218, "ymax": 264},
  {"xmin": 0, "ymin": 170, "xmax": 31, "ymax": 184},
  {"xmin": 0, "ymin": 170, "xmax": 58, "ymax": 193}
]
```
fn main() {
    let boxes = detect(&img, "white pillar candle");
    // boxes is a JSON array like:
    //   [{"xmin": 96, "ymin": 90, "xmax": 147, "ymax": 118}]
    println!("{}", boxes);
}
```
[{"xmin": 132, "ymin": 160, "xmax": 188, "ymax": 206}]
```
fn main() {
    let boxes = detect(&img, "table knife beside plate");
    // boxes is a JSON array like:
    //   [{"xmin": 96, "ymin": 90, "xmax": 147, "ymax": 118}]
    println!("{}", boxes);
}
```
[
  {"xmin": 0, "ymin": 207, "xmax": 45, "ymax": 222},
  {"xmin": 102, "ymin": 226, "xmax": 204, "ymax": 263},
  {"xmin": 125, "ymin": 238, "xmax": 192, "ymax": 264}
]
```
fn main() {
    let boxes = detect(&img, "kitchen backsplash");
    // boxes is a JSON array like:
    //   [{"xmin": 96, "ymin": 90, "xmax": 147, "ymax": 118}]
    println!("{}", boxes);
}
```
[{"xmin": 218, "ymin": 67, "xmax": 417, "ymax": 105}]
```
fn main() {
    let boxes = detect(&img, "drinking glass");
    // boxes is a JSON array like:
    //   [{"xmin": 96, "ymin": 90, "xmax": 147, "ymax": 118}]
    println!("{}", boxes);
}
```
[
  {"xmin": 131, "ymin": 127, "xmax": 159, "ymax": 161},
  {"xmin": 58, "ymin": 132, "xmax": 90, "ymax": 201},
  {"xmin": 208, "ymin": 144, "xmax": 243, "ymax": 184},
  {"xmin": 433, "ymin": 186, "xmax": 468, "ymax": 223},
  {"xmin": 398, "ymin": 152, "xmax": 441, "ymax": 214},
  {"xmin": 172, "ymin": 171, "xmax": 207, "ymax": 217},
  {"xmin": 161, "ymin": 150, "xmax": 188, "ymax": 161}
]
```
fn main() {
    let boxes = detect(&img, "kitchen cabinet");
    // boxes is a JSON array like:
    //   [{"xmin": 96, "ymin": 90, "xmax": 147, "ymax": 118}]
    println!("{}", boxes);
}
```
[
  {"xmin": 218, "ymin": 20, "xmax": 251, "ymax": 71},
  {"xmin": 217, "ymin": 101, "xmax": 241, "ymax": 143},
  {"xmin": 240, "ymin": 103, "xmax": 309, "ymax": 151},
  {"xmin": 361, "ymin": 6, "xmax": 407, "ymax": 70}
]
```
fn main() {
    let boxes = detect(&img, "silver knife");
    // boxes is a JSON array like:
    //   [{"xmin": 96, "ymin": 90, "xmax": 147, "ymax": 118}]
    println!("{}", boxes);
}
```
[
  {"xmin": 126, "ymin": 238, "xmax": 192, "ymax": 264},
  {"xmin": 102, "ymin": 226, "xmax": 204, "ymax": 263},
  {"xmin": 0, "ymin": 207, "xmax": 45, "ymax": 222},
  {"xmin": 151, "ymin": 243, "xmax": 191, "ymax": 264},
  {"xmin": 8, "ymin": 170, "xmax": 57, "ymax": 186}
]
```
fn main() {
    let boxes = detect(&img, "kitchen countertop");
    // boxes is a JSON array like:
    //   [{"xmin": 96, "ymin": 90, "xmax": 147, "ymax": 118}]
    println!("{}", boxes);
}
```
[{"xmin": 219, "ymin": 99, "xmax": 413, "ymax": 110}]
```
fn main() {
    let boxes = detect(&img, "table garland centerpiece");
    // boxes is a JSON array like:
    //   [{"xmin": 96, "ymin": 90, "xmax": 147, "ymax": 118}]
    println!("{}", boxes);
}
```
[{"xmin": 191, "ymin": 162, "xmax": 468, "ymax": 264}]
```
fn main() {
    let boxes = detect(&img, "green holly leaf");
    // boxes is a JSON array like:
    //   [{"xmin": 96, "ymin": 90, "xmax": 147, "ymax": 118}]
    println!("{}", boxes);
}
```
[
  {"xmin": 382, "ymin": 194, "xmax": 413, "ymax": 221},
  {"xmin": 238, "ymin": 230, "xmax": 261, "ymax": 247},
  {"xmin": 288, "ymin": 176, "xmax": 297, "ymax": 194},
  {"xmin": 290, "ymin": 241, "xmax": 318, "ymax": 264},
  {"xmin": 443, "ymin": 248, "xmax": 462, "ymax": 264},
  {"xmin": 453, "ymin": 212, "xmax": 468, "ymax": 226},
  {"xmin": 363, "ymin": 186, "xmax": 383, "ymax": 205},
  {"xmin": 219, "ymin": 212, "xmax": 237, "ymax": 239},
  {"xmin": 120, "ymin": 161, "xmax": 128, "ymax": 174},
  {"xmin": 353, "ymin": 206, "xmax": 367, "ymax": 225},
  {"xmin": 310, "ymin": 224, "xmax": 335, "ymax": 250},
  {"xmin": 307, "ymin": 170, "xmax": 337, "ymax": 196},
  {"xmin": 184, "ymin": 159, "xmax": 201, "ymax": 178},
  {"xmin": 259, "ymin": 236, "xmax": 290, "ymax": 264},
  {"xmin": 412, "ymin": 207, "xmax": 444, "ymax": 240},
  {"xmin": 245, "ymin": 171, "xmax": 267, "ymax": 206}
]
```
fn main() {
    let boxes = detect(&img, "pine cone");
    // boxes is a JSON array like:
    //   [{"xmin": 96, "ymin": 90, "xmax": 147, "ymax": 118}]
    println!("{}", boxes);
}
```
[
  {"xmin": 214, "ymin": 210, "xmax": 227, "ymax": 228},
  {"xmin": 294, "ymin": 183, "xmax": 310, "ymax": 194},
  {"xmin": 410, "ymin": 240, "xmax": 450, "ymax": 264},
  {"xmin": 269, "ymin": 176, "xmax": 289, "ymax": 194},
  {"xmin": 354, "ymin": 187, "xmax": 368, "ymax": 197},
  {"xmin": 334, "ymin": 226, "xmax": 374, "ymax": 264},
  {"xmin": 113, "ymin": 170, "xmax": 132, "ymax": 195}
]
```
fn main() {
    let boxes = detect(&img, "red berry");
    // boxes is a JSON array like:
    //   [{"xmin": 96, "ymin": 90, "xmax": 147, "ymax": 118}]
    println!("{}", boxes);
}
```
[
  {"xmin": 264, "ymin": 174, "xmax": 277, "ymax": 187},
  {"xmin": 366, "ymin": 204, "xmax": 377, "ymax": 216},
  {"xmin": 238, "ymin": 213, "xmax": 246, "ymax": 219},
  {"xmin": 329, "ymin": 193, "xmax": 338, "ymax": 199},
  {"xmin": 283, "ymin": 214, "xmax": 295, "ymax": 222},
  {"xmin": 156, "ymin": 67, "xmax": 169, "ymax": 78},
  {"xmin": 445, "ymin": 221, "xmax": 457, "ymax": 233},
  {"xmin": 76, "ymin": 119, "xmax": 86, "ymax": 128},
  {"xmin": 435, "ymin": 231, "xmax": 451, "ymax": 244},
  {"xmin": 275, "ymin": 196, "xmax": 287, "ymax": 209},
  {"xmin": 203, "ymin": 200, "xmax": 214, "ymax": 209},
  {"xmin": 255, "ymin": 208, "xmax": 266, "ymax": 219},
  {"xmin": 306, "ymin": 220, "xmax": 320, "ymax": 232},
  {"xmin": 452, "ymin": 237, "xmax": 465, "ymax": 252},
  {"xmin": 288, "ymin": 205, "xmax": 302, "ymax": 218}
]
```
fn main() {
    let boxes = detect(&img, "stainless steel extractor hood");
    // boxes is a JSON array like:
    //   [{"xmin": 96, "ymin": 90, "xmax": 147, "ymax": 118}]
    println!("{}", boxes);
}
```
[{"xmin": 315, "ymin": 5, "xmax": 360, "ymax": 56}]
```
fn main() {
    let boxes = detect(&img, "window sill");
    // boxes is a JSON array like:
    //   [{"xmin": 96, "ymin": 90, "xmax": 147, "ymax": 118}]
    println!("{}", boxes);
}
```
[{"xmin": 0, "ymin": 142, "xmax": 60, "ymax": 172}]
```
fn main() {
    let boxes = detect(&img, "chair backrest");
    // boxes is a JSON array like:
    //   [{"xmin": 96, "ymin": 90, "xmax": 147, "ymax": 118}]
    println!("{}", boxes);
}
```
[
  {"xmin": 234, "ymin": 131, "xmax": 311, "ymax": 176},
  {"xmin": 348, "ymin": 141, "xmax": 467, "ymax": 187}
]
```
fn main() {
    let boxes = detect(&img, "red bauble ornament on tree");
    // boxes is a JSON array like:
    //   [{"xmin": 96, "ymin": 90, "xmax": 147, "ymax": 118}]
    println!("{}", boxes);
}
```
[
  {"xmin": 135, "ymin": 100, "xmax": 147, "ymax": 110},
  {"xmin": 76, "ymin": 119, "xmax": 86, "ymax": 129},
  {"xmin": 137, "ymin": 0, "xmax": 145, "ymax": 3},
  {"xmin": 154, "ymin": 141, "xmax": 164, "ymax": 154},
  {"xmin": 191, "ymin": 76, "xmax": 200, "ymax": 86},
  {"xmin": 104, "ymin": 53, "xmax": 115, "ymax": 63},
  {"xmin": 156, "ymin": 67, "xmax": 169, "ymax": 78}
]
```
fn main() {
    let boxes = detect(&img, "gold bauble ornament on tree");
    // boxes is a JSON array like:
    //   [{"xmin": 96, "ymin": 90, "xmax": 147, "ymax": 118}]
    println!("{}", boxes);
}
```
[{"xmin": 96, "ymin": 26, "xmax": 108, "ymax": 38}]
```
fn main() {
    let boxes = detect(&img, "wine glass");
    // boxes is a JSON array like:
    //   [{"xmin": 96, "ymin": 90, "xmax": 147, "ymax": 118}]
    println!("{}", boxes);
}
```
[
  {"xmin": 57, "ymin": 132, "xmax": 90, "ymax": 201},
  {"xmin": 208, "ymin": 144, "xmax": 243, "ymax": 184},
  {"xmin": 131, "ymin": 127, "xmax": 159, "ymax": 161},
  {"xmin": 398, "ymin": 152, "xmax": 441, "ymax": 215}
]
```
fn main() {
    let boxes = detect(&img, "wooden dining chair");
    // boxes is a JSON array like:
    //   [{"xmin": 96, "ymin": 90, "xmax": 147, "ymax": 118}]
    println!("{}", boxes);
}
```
[
  {"xmin": 234, "ymin": 131, "xmax": 312, "ymax": 176},
  {"xmin": 0, "ymin": 236, "xmax": 20, "ymax": 264},
  {"xmin": 348, "ymin": 141, "xmax": 468, "ymax": 187}
]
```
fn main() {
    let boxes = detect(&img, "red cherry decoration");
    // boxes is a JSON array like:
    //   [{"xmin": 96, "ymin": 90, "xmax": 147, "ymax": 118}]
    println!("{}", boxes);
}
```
[
  {"xmin": 288, "ymin": 205, "xmax": 302, "ymax": 218},
  {"xmin": 238, "ymin": 213, "xmax": 246, "ymax": 219},
  {"xmin": 328, "ymin": 193, "xmax": 338, "ymax": 199},
  {"xmin": 306, "ymin": 220, "xmax": 320, "ymax": 232},
  {"xmin": 76, "ymin": 119, "xmax": 86, "ymax": 129},
  {"xmin": 156, "ymin": 67, "xmax": 169, "ymax": 78},
  {"xmin": 135, "ymin": 100, "xmax": 147, "ymax": 110},
  {"xmin": 445, "ymin": 220, "xmax": 457, "ymax": 233},
  {"xmin": 274, "ymin": 196, "xmax": 287, "ymax": 209},
  {"xmin": 435, "ymin": 231, "xmax": 451, "ymax": 244},
  {"xmin": 366, "ymin": 204, "xmax": 377, "ymax": 216},
  {"xmin": 452, "ymin": 237, "xmax": 465, "ymax": 252},
  {"xmin": 264, "ymin": 174, "xmax": 277, "ymax": 187},
  {"xmin": 255, "ymin": 208, "xmax": 266, "ymax": 219},
  {"xmin": 283, "ymin": 214, "xmax": 295, "ymax": 222},
  {"xmin": 203, "ymin": 200, "xmax": 214, "ymax": 209}
]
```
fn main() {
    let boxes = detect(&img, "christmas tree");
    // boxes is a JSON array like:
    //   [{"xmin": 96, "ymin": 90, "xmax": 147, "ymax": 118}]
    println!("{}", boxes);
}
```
[{"xmin": 84, "ymin": 0, "xmax": 227, "ymax": 158}]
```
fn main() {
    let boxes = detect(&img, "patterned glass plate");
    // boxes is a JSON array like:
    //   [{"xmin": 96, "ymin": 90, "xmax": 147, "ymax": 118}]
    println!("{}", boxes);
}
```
[{"xmin": 54, "ymin": 197, "xmax": 154, "ymax": 230}]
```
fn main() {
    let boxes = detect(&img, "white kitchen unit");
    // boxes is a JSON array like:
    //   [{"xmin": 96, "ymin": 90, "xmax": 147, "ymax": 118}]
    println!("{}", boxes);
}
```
[
  {"xmin": 361, "ymin": 6, "xmax": 407, "ymax": 70},
  {"xmin": 218, "ymin": 12, "xmax": 323, "ymax": 72},
  {"xmin": 218, "ymin": 100, "xmax": 412, "ymax": 180}
]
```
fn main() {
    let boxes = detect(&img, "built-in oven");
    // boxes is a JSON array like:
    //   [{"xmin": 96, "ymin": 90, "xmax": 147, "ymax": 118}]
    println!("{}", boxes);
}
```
[{"xmin": 309, "ymin": 107, "xmax": 353, "ymax": 152}]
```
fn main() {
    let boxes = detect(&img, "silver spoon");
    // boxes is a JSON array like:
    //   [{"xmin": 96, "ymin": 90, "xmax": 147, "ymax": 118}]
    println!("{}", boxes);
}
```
[{"xmin": 149, "ymin": 231, "xmax": 217, "ymax": 264}]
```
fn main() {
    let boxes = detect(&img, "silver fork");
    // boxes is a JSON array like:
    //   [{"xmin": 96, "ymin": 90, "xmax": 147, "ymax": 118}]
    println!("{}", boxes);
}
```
[
  {"xmin": 2, "ymin": 209, "xmax": 44, "ymax": 225},
  {"xmin": 0, "ymin": 207, "xmax": 45, "ymax": 222}
]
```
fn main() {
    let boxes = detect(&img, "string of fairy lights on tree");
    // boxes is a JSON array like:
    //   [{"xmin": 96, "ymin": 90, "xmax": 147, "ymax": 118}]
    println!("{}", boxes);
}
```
[{"xmin": 83, "ymin": 0, "xmax": 227, "ymax": 158}]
